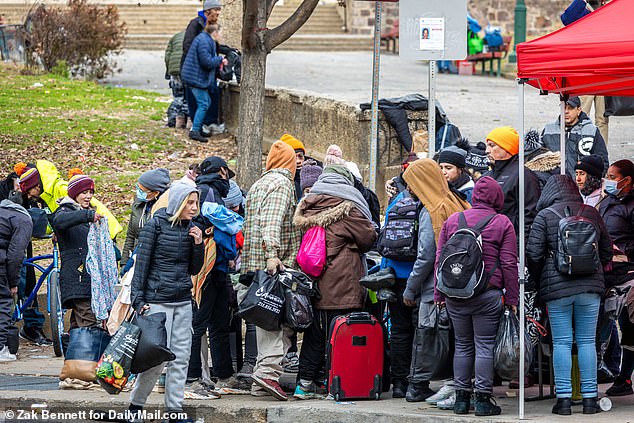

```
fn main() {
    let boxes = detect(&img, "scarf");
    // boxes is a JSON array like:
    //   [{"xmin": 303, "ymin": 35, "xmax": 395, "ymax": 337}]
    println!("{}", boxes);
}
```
[
  {"xmin": 86, "ymin": 217, "xmax": 118, "ymax": 320},
  {"xmin": 306, "ymin": 172, "xmax": 372, "ymax": 221},
  {"xmin": 403, "ymin": 158, "xmax": 470, "ymax": 243}
]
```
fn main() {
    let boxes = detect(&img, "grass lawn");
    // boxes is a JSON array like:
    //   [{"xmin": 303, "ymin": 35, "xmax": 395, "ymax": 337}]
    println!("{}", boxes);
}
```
[{"xmin": 0, "ymin": 63, "xmax": 237, "ymax": 248}]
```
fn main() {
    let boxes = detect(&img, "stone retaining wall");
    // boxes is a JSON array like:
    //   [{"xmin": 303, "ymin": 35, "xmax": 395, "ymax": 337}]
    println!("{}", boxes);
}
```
[{"xmin": 221, "ymin": 83, "xmax": 428, "ymax": 206}]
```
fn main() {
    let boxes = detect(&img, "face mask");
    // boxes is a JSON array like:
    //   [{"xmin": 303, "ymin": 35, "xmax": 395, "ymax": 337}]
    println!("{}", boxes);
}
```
[
  {"xmin": 605, "ymin": 179, "xmax": 622, "ymax": 196},
  {"xmin": 136, "ymin": 186, "xmax": 148, "ymax": 202}
]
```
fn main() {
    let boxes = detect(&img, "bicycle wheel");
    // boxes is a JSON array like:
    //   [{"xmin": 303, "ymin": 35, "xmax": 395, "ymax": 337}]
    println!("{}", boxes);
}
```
[{"xmin": 49, "ymin": 270, "xmax": 64, "ymax": 357}]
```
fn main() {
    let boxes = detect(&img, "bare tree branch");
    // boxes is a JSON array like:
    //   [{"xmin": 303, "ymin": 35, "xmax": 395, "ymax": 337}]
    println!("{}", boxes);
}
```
[
  {"xmin": 265, "ymin": 0, "xmax": 278, "ymax": 20},
  {"xmin": 242, "ymin": 0, "xmax": 259, "ymax": 50},
  {"xmin": 264, "ymin": 0, "xmax": 319, "ymax": 51}
]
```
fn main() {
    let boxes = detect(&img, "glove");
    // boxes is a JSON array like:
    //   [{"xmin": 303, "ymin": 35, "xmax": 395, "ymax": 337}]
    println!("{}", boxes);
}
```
[
  {"xmin": 266, "ymin": 257, "xmax": 284, "ymax": 275},
  {"xmin": 385, "ymin": 178, "xmax": 397, "ymax": 199}
]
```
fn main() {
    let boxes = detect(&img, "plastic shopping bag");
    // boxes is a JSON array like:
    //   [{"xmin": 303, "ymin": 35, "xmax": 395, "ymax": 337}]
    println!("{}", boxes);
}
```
[
  {"xmin": 494, "ymin": 308, "xmax": 532, "ymax": 380},
  {"xmin": 130, "ymin": 312, "xmax": 175, "ymax": 374},
  {"xmin": 96, "ymin": 321, "xmax": 140, "ymax": 394},
  {"xmin": 238, "ymin": 270, "xmax": 285, "ymax": 331},
  {"xmin": 278, "ymin": 269, "xmax": 317, "ymax": 331}
]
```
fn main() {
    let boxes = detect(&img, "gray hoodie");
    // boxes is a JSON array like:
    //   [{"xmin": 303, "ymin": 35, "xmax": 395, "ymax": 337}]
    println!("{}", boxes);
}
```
[{"xmin": 167, "ymin": 181, "xmax": 200, "ymax": 216}]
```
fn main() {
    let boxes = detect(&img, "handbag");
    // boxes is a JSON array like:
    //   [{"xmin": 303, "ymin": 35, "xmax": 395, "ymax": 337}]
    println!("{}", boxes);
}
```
[
  {"xmin": 130, "ymin": 312, "xmax": 176, "ymax": 374},
  {"xmin": 296, "ymin": 226, "xmax": 327, "ymax": 278},
  {"xmin": 60, "ymin": 327, "xmax": 111, "ymax": 382}
]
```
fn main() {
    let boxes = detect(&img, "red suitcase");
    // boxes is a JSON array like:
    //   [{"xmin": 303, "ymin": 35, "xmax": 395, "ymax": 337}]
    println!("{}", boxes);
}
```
[{"xmin": 327, "ymin": 312, "xmax": 384, "ymax": 400}]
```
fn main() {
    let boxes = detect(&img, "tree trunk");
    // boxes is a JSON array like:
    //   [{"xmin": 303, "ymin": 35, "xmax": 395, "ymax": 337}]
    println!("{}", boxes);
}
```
[{"xmin": 236, "ymin": 43, "xmax": 268, "ymax": 190}]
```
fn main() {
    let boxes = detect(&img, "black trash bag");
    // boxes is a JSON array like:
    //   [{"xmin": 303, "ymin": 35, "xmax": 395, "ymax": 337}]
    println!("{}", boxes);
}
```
[
  {"xmin": 97, "ymin": 321, "xmax": 141, "ymax": 394},
  {"xmin": 7, "ymin": 325, "xmax": 19, "ymax": 355},
  {"xmin": 494, "ymin": 309, "xmax": 532, "ymax": 380},
  {"xmin": 604, "ymin": 96, "xmax": 634, "ymax": 117},
  {"xmin": 60, "ymin": 327, "xmax": 111, "ymax": 382},
  {"xmin": 130, "ymin": 312, "xmax": 176, "ymax": 374},
  {"xmin": 278, "ymin": 269, "xmax": 317, "ymax": 331},
  {"xmin": 238, "ymin": 270, "xmax": 285, "ymax": 331},
  {"xmin": 410, "ymin": 303, "xmax": 453, "ymax": 381}
]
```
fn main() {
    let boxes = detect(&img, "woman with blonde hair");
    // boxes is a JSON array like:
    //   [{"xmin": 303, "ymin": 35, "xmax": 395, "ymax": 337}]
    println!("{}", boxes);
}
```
[{"xmin": 128, "ymin": 181, "xmax": 204, "ymax": 422}]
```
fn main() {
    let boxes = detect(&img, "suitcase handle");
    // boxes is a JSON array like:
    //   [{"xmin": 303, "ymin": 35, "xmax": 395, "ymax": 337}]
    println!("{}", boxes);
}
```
[{"xmin": 346, "ymin": 312, "xmax": 376, "ymax": 325}]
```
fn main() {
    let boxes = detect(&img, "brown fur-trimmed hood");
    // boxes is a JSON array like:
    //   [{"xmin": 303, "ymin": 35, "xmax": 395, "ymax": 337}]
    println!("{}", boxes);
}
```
[
  {"xmin": 293, "ymin": 194, "xmax": 354, "ymax": 230},
  {"xmin": 526, "ymin": 150, "xmax": 561, "ymax": 173}
]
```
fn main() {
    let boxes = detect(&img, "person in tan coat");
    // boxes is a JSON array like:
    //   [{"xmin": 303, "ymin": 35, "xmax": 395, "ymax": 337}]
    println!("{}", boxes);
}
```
[{"xmin": 292, "ymin": 164, "xmax": 377, "ymax": 399}]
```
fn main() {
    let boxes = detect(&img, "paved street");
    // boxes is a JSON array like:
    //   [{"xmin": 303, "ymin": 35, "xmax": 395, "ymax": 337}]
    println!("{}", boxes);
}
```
[
  {"xmin": 108, "ymin": 50, "xmax": 634, "ymax": 161},
  {"xmin": 1, "ymin": 342, "xmax": 632, "ymax": 422}
]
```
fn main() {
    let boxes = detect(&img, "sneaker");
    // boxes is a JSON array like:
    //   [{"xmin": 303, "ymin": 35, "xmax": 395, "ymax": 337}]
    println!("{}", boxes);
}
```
[
  {"xmin": 216, "ymin": 375, "xmax": 251, "ymax": 391},
  {"xmin": 406, "ymin": 382, "xmax": 435, "ymax": 402},
  {"xmin": 360, "ymin": 268, "xmax": 396, "ymax": 291},
  {"xmin": 282, "ymin": 352, "xmax": 299, "ymax": 373},
  {"xmin": 237, "ymin": 362, "xmax": 255, "ymax": 378},
  {"xmin": 0, "ymin": 345, "xmax": 16, "ymax": 362},
  {"xmin": 437, "ymin": 392, "xmax": 475, "ymax": 410},
  {"xmin": 426, "ymin": 383, "xmax": 455, "ymax": 404},
  {"xmin": 251, "ymin": 374, "xmax": 288, "ymax": 401},
  {"xmin": 189, "ymin": 130, "xmax": 209, "ymax": 143},
  {"xmin": 293, "ymin": 383, "xmax": 322, "ymax": 400},
  {"xmin": 376, "ymin": 288, "xmax": 398, "ymax": 303},
  {"xmin": 19, "ymin": 327, "xmax": 53, "ymax": 346},
  {"xmin": 185, "ymin": 379, "xmax": 220, "ymax": 399},
  {"xmin": 606, "ymin": 377, "xmax": 633, "ymax": 396},
  {"xmin": 209, "ymin": 123, "xmax": 226, "ymax": 135},
  {"xmin": 251, "ymin": 384, "xmax": 270, "ymax": 397}
]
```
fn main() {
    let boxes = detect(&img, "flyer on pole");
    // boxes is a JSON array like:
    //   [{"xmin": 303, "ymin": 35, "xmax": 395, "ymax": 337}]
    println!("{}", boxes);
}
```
[{"xmin": 419, "ymin": 17, "xmax": 444, "ymax": 50}]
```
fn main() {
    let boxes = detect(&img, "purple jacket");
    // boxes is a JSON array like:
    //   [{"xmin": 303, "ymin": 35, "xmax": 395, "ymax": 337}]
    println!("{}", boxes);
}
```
[{"xmin": 434, "ymin": 176, "xmax": 519, "ymax": 305}]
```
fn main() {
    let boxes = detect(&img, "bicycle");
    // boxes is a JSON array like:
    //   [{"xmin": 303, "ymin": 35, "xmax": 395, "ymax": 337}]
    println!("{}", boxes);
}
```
[{"xmin": 13, "ymin": 240, "xmax": 65, "ymax": 357}]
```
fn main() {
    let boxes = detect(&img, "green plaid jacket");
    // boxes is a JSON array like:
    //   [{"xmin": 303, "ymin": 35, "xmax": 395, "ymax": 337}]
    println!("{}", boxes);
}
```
[{"xmin": 242, "ymin": 169, "xmax": 301, "ymax": 272}]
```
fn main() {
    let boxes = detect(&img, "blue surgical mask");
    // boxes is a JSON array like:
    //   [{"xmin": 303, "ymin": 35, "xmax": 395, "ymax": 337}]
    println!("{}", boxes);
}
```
[
  {"xmin": 605, "ymin": 179, "xmax": 622, "ymax": 196},
  {"xmin": 136, "ymin": 186, "xmax": 148, "ymax": 202}
]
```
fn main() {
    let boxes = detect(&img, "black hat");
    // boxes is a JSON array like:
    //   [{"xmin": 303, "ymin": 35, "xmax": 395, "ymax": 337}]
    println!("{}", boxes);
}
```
[
  {"xmin": 438, "ymin": 146, "xmax": 467, "ymax": 168},
  {"xmin": 465, "ymin": 142, "xmax": 490, "ymax": 172},
  {"xmin": 200, "ymin": 156, "xmax": 235, "ymax": 178},
  {"xmin": 566, "ymin": 96, "xmax": 581, "ymax": 108},
  {"xmin": 575, "ymin": 155, "xmax": 604, "ymax": 179}
]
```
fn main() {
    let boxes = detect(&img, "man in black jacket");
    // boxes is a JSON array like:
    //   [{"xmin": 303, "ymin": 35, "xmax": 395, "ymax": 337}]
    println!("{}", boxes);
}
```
[
  {"xmin": 0, "ymin": 194, "xmax": 33, "ymax": 361},
  {"xmin": 484, "ymin": 126, "xmax": 541, "ymax": 240}
]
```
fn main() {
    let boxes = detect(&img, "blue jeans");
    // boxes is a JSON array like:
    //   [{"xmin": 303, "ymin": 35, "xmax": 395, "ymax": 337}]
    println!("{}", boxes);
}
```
[
  {"xmin": 190, "ymin": 87, "xmax": 210, "ymax": 132},
  {"xmin": 547, "ymin": 293, "xmax": 600, "ymax": 398}
]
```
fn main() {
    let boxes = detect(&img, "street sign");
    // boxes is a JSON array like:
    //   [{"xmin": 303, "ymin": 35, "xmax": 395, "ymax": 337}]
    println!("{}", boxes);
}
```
[{"xmin": 399, "ymin": 0, "xmax": 467, "ymax": 61}]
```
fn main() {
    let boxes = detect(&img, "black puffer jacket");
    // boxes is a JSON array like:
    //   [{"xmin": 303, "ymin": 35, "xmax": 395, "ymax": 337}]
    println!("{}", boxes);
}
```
[
  {"xmin": 131, "ymin": 209, "xmax": 204, "ymax": 311},
  {"xmin": 485, "ymin": 154, "xmax": 541, "ymax": 240},
  {"xmin": 599, "ymin": 193, "xmax": 634, "ymax": 262},
  {"xmin": 526, "ymin": 175, "xmax": 613, "ymax": 303},
  {"xmin": 51, "ymin": 198, "xmax": 95, "ymax": 308}
]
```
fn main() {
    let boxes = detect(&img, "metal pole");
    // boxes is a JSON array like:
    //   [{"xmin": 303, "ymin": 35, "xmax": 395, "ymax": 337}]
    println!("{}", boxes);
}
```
[
  {"xmin": 560, "ymin": 99, "xmax": 566, "ymax": 174},
  {"xmin": 508, "ymin": 0, "xmax": 527, "ymax": 64},
  {"xmin": 368, "ymin": 1, "xmax": 382, "ymax": 192},
  {"xmin": 428, "ymin": 60, "xmax": 437, "ymax": 158},
  {"xmin": 518, "ymin": 79, "xmax": 526, "ymax": 420}
]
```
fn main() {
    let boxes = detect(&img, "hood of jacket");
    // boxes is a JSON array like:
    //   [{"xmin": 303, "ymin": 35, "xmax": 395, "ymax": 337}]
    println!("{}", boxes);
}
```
[
  {"xmin": 537, "ymin": 174, "xmax": 583, "ymax": 211},
  {"xmin": 195, "ymin": 173, "xmax": 230, "ymax": 198},
  {"xmin": 0, "ymin": 199, "xmax": 30, "ymax": 218},
  {"xmin": 526, "ymin": 149, "xmax": 561, "ymax": 173},
  {"xmin": 471, "ymin": 176, "xmax": 505, "ymax": 211},
  {"xmin": 167, "ymin": 181, "xmax": 200, "ymax": 216},
  {"xmin": 293, "ymin": 194, "xmax": 354, "ymax": 230}
]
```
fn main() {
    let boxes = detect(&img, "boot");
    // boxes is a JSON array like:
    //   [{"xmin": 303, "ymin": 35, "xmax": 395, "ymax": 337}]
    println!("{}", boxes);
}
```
[
  {"xmin": 188, "ymin": 131, "xmax": 208, "ymax": 143},
  {"xmin": 175, "ymin": 116, "xmax": 187, "ymax": 129},
  {"xmin": 391, "ymin": 379, "xmax": 407, "ymax": 399},
  {"xmin": 405, "ymin": 381, "xmax": 434, "ymax": 402},
  {"xmin": 453, "ymin": 389, "xmax": 471, "ymax": 415},
  {"xmin": 474, "ymin": 391, "xmax": 501, "ymax": 416},
  {"xmin": 551, "ymin": 398, "xmax": 572, "ymax": 415},
  {"xmin": 582, "ymin": 397, "xmax": 601, "ymax": 414}
]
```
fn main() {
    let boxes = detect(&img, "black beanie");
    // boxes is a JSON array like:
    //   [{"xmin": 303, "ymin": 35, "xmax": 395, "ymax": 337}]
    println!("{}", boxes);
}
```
[
  {"xmin": 575, "ymin": 155, "xmax": 604, "ymax": 179},
  {"xmin": 438, "ymin": 146, "xmax": 467, "ymax": 168}
]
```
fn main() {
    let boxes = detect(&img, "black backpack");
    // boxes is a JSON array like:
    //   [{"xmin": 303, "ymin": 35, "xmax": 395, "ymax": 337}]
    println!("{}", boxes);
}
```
[
  {"xmin": 377, "ymin": 196, "xmax": 420, "ymax": 261},
  {"xmin": 546, "ymin": 205, "xmax": 600, "ymax": 275},
  {"xmin": 436, "ymin": 213, "xmax": 496, "ymax": 300}
]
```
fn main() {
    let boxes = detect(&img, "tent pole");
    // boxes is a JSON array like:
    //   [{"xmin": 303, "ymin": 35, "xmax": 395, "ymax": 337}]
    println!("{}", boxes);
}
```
[
  {"xmin": 518, "ymin": 78, "xmax": 526, "ymax": 420},
  {"xmin": 560, "ymin": 99, "xmax": 566, "ymax": 174}
]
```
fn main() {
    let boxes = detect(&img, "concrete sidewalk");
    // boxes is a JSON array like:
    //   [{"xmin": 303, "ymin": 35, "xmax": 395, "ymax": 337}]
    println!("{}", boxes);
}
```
[
  {"xmin": 1, "ymin": 345, "xmax": 631, "ymax": 422},
  {"xmin": 107, "ymin": 50, "xmax": 634, "ymax": 161}
]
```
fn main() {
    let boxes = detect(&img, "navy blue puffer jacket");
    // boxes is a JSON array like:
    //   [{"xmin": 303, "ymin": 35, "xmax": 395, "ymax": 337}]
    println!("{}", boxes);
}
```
[{"xmin": 181, "ymin": 31, "xmax": 223, "ymax": 89}]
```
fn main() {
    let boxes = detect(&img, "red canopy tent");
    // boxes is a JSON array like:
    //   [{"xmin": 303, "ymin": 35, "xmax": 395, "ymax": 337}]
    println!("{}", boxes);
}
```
[
  {"xmin": 513, "ymin": 0, "xmax": 634, "ymax": 418},
  {"xmin": 517, "ymin": 0, "xmax": 634, "ymax": 96}
]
